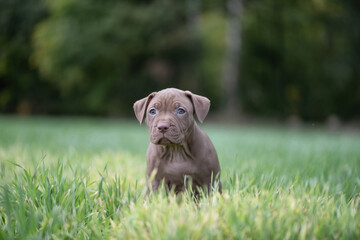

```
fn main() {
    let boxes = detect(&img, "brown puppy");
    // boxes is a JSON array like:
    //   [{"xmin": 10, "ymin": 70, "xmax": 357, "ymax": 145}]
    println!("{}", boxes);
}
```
[{"xmin": 134, "ymin": 88, "xmax": 221, "ymax": 195}]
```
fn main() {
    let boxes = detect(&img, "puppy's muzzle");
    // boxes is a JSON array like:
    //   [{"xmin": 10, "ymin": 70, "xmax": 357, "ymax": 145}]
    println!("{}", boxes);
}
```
[{"xmin": 152, "ymin": 121, "xmax": 181, "ymax": 145}]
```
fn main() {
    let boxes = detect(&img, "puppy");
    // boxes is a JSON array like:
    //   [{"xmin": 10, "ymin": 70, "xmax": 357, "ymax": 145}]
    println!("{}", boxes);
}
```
[{"xmin": 134, "ymin": 88, "xmax": 221, "ymax": 195}]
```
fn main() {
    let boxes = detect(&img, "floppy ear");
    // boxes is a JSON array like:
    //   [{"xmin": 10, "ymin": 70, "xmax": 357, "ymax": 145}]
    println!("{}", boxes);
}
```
[
  {"xmin": 133, "ymin": 92, "xmax": 156, "ymax": 124},
  {"xmin": 185, "ymin": 90, "xmax": 210, "ymax": 123}
]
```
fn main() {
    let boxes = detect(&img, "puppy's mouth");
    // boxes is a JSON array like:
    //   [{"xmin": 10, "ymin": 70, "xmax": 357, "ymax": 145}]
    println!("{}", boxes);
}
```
[
  {"xmin": 150, "ymin": 124, "xmax": 184, "ymax": 145},
  {"xmin": 157, "ymin": 136, "xmax": 173, "ymax": 145},
  {"xmin": 151, "ymin": 133, "xmax": 182, "ymax": 145}
]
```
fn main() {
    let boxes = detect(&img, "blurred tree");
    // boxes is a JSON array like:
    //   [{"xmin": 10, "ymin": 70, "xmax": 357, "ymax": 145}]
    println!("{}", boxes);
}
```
[
  {"xmin": 336, "ymin": 0, "xmax": 360, "ymax": 119},
  {"xmin": 0, "ymin": 0, "xmax": 50, "ymax": 114},
  {"xmin": 32, "ymin": 0, "xmax": 204, "ymax": 115},
  {"xmin": 0, "ymin": 0, "xmax": 359, "ymax": 121},
  {"xmin": 221, "ymin": 0, "xmax": 242, "ymax": 117},
  {"xmin": 198, "ymin": 11, "xmax": 226, "ymax": 110},
  {"xmin": 240, "ymin": 0, "xmax": 360, "ymax": 120}
]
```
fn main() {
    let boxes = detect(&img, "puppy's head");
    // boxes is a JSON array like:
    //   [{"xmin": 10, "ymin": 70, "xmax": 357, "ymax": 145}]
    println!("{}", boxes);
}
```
[{"xmin": 133, "ymin": 88, "xmax": 210, "ymax": 145}]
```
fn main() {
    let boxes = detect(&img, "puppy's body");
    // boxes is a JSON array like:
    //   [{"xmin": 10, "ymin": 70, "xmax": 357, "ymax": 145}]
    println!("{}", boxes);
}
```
[
  {"xmin": 146, "ymin": 121, "xmax": 220, "ymax": 193},
  {"xmin": 134, "ymin": 88, "xmax": 221, "ymax": 194}
]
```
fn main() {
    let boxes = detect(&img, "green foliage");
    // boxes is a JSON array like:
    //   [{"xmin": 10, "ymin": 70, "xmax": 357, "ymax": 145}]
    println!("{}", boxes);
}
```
[
  {"xmin": 0, "ymin": 0, "xmax": 49, "ymax": 113},
  {"xmin": 241, "ymin": 0, "xmax": 360, "ymax": 119},
  {"xmin": 0, "ymin": 0, "xmax": 359, "ymax": 119},
  {"xmin": 198, "ymin": 11, "xmax": 227, "ymax": 109},
  {"xmin": 0, "ymin": 116, "xmax": 360, "ymax": 238},
  {"xmin": 32, "ymin": 0, "xmax": 202, "ymax": 115}
]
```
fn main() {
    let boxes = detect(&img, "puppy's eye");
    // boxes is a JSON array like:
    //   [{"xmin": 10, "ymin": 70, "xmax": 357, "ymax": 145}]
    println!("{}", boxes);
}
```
[
  {"xmin": 177, "ymin": 108, "xmax": 185, "ymax": 115},
  {"xmin": 149, "ymin": 108, "xmax": 157, "ymax": 115}
]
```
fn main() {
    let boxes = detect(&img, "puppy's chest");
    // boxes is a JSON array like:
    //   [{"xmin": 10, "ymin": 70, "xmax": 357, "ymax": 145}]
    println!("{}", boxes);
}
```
[{"xmin": 161, "ymin": 151, "xmax": 197, "ymax": 176}]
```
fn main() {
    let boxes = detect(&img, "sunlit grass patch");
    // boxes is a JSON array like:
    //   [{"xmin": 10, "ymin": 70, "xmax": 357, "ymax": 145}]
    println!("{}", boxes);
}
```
[{"xmin": 0, "ymin": 116, "xmax": 359, "ymax": 239}]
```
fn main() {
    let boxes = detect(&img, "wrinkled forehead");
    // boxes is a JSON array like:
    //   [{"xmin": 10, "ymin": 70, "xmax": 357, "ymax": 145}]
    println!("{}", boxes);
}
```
[{"xmin": 150, "ymin": 89, "xmax": 193, "ymax": 110}]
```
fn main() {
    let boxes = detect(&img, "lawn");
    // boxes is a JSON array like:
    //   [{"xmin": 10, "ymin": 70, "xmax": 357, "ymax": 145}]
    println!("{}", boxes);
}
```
[{"xmin": 0, "ymin": 116, "xmax": 359, "ymax": 239}]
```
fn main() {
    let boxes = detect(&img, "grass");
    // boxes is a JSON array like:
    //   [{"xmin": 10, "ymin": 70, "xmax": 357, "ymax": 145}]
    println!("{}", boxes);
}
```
[{"xmin": 0, "ymin": 115, "xmax": 359, "ymax": 239}]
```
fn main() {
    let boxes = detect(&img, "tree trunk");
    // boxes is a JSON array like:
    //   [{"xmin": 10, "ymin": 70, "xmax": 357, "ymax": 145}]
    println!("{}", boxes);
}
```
[
  {"xmin": 182, "ymin": 0, "xmax": 201, "ymax": 91},
  {"xmin": 222, "ymin": 0, "xmax": 242, "ymax": 118}
]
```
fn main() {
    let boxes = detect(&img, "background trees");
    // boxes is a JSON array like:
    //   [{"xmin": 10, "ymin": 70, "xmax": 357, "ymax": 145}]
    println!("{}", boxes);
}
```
[{"xmin": 0, "ymin": 0, "xmax": 359, "ymax": 120}]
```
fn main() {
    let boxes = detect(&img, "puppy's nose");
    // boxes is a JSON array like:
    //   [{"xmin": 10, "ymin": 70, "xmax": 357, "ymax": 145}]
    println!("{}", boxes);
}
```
[{"xmin": 157, "ymin": 122, "xmax": 170, "ymax": 133}]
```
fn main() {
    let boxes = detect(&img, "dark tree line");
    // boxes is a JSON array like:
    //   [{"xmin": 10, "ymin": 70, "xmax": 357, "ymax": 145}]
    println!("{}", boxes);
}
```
[{"xmin": 0, "ymin": 0, "xmax": 359, "ymax": 121}]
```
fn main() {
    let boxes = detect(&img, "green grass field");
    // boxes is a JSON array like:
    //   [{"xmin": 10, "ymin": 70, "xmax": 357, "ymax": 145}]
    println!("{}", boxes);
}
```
[{"xmin": 0, "ymin": 116, "xmax": 359, "ymax": 239}]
